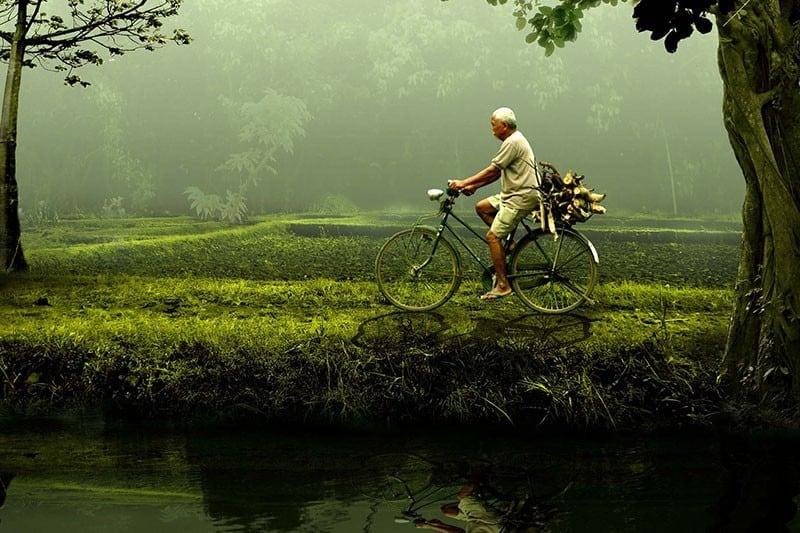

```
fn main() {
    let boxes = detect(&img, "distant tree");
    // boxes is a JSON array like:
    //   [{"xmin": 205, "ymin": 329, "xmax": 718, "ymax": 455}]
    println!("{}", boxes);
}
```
[
  {"xmin": 0, "ymin": 0, "xmax": 190, "ymax": 272},
  {"xmin": 216, "ymin": 89, "xmax": 311, "ymax": 209},
  {"xmin": 469, "ymin": 0, "xmax": 800, "ymax": 410}
]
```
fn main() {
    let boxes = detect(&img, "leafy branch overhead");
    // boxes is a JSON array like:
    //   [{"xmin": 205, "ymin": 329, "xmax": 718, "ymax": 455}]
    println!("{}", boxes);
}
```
[
  {"xmin": 469, "ymin": 0, "xmax": 715, "ymax": 55},
  {"xmin": 0, "ymin": 0, "xmax": 191, "ymax": 86}
]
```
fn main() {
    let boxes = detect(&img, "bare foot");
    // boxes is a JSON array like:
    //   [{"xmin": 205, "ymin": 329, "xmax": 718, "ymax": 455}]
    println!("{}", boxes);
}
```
[{"xmin": 480, "ymin": 289, "xmax": 511, "ymax": 300}]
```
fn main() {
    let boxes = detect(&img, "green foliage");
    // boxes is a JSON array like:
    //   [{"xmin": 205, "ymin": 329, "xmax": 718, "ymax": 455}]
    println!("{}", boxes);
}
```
[
  {"xmin": 101, "ymin": 197, "xmax": 127, "ymax": 218},
  {"xmin": 184, "ymin": 186, "xmax": 222, "ymax": 221},
  {"xmin": 443, "ymin": 0, "xmax": 620, "ymax": 57},
  {"xmin": 218, "ymin": 90, "xmax": 311, "ymax": 190},
  {"xmin": 220, "ymin": 189, "xmax": 248, "ymax": 224},
  {"xmin": 182, "ymin": 187, "xmax": 247, "ymax": 224},
  {"xmin": 479, "ymin": 0, "xmax": 716, "ymax": 55},
  {"xmin": 512, "ymin": 0, "xmax": 611, "ymax": 56}
]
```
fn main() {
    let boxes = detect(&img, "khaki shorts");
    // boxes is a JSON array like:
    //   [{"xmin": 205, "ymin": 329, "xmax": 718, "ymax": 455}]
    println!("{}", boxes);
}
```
[{"xmin": 487, "ymin": 194, "xmax": 533, "ymax": 239}]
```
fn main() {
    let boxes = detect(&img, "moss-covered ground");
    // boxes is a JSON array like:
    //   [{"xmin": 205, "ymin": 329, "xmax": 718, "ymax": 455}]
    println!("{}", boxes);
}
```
[{"xmin": 0, "ymin": 213, "xmax": 740, "ymax": 429}]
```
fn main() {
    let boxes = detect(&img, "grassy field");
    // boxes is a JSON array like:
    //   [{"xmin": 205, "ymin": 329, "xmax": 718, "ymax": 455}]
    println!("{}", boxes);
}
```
[{"xmin": 0, "ymin": 213, "xmax": 739, "ymax": 429}]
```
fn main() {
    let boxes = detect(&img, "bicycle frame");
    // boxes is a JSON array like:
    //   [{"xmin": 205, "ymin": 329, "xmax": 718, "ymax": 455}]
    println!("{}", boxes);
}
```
[{"xmin": 413, "ymin": 190, "xmax": 515, "ymax": 278}]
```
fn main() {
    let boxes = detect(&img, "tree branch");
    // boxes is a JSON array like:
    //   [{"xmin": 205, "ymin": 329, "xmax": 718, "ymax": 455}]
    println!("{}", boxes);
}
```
[
  {"xmin": 25, "ymin": 0, "xmax": 171, "ymax": 48},
  {"xmin": 25, "ymin": 0, "xmax": 44, "ymax": 35}
]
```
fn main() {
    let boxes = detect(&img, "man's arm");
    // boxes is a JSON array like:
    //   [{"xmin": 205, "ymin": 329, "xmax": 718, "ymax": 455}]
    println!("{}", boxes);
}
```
[{"xmin": 450, "ymin": 164, "xmax": 501, "ymax": 196}]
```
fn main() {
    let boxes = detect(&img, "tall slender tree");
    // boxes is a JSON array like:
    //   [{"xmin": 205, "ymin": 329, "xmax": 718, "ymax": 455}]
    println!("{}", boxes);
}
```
[
  {"xmin": 475, "ymin": 0, "xmax": 800, "ymax": 408},
  {"xmin": 0, "ymin": 0, "xmax": 189, "ymax": 271}
]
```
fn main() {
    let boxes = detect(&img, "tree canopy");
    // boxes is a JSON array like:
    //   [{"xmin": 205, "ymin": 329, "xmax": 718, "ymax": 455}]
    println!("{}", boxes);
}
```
[{"xmin": 0, "ymin": 0, "xmax": 190, "ymax": 86}]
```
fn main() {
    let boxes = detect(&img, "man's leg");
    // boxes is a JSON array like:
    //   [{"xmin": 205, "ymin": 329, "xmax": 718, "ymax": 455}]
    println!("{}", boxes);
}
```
[
  {"xmin": 481, "ymin": 203, "xmax": 530, "ymax": 300},
  {"xmin": 477, "ymin": 196, "xmax": 518, "ymax": 252},
  {"xmin": 475, "ymin": 197, "xmax": 510, "ymax": 298},
  {"xmin": 475, "ymin": 197, "xmax": 498, "ymax": 227},
  {"xmin": 486, "ymin": 230, "xmax": 511, "ymax": 296}
]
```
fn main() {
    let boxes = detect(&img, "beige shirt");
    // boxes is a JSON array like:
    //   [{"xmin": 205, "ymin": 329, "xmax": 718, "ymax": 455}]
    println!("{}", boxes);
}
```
[
  {"xmin": 456, "ymin": 495, "xmax": 504, "ymax": 533},
  {"xmin": 490, "ymin": 130, "xmax": 540, "ymax": 210}
]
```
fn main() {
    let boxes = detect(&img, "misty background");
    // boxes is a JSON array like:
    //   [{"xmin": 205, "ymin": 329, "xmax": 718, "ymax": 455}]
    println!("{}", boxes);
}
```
[{"xmin": 17, "ymin": 0, "xmax": 741, "ymax": 222}]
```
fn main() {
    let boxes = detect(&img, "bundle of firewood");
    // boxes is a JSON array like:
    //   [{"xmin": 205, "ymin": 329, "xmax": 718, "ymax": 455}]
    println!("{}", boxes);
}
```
[{"xmin": 537, "ymin": 161, "xmax": 606, "ymax": 232}]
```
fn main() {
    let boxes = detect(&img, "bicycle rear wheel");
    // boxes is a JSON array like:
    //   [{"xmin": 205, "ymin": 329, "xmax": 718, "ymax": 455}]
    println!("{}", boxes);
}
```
[
  {"xmin": 509, "ymin": 228, "xmax": 597, "ymax": 314},
  {"xmin": 375, "ymin": 227, "xmax": 462, "ymax": 311}
]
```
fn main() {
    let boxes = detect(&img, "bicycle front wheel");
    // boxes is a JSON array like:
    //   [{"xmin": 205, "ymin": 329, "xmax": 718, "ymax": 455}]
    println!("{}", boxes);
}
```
[
  {"xmin": 375, "ymin": 227, "xmax": 462, "ymax": 311},
  {"xmin": 509, "ymin": 228, "xmax": 597, "ymax": 314}
]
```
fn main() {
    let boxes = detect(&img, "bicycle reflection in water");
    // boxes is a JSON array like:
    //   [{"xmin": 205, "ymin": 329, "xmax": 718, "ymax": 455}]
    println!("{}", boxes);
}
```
[{"xmin": 357, "ymin": 453, "xmax": 563, "ymax": 533}]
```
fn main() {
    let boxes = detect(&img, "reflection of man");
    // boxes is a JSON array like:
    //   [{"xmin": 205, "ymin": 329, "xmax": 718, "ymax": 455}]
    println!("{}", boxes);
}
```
[{"xmin": 415, "ymin": 471, "xmax": 504, "ymax": 533}]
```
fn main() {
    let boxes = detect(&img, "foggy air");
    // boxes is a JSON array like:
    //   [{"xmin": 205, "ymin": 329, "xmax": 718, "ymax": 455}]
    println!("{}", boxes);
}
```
[{"xmin": 17, "ymin": 0, "xmax": 739, "ymax": 220}]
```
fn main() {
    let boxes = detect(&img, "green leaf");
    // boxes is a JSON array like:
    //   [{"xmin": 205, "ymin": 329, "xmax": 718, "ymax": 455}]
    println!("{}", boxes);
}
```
[
  {"xmin": 515, "ymin": 16, "xmax": 527, "ymax": 30},
  {"xmin": 545, "ymin": 42, "xmax": 555, "ymax": 57},
  {"xmin": 563, "ymin": 23, "xmax": 577, "ymax": 41}
]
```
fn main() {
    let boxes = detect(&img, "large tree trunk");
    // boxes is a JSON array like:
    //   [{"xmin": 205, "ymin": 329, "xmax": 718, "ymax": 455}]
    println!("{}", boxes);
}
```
[
  {"xmin": 717, "ymin": 0, "xmax": 800, "ymax": 406},
  {"xmin": 0, "ymin": 1, "xmax": 27, "ymax": 272}
]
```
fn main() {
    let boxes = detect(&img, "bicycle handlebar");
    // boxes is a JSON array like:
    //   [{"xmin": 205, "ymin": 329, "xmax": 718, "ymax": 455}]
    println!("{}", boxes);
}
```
[{"xmin": 445, "ymin": 180, "xmax": 460, "ymax": 197}]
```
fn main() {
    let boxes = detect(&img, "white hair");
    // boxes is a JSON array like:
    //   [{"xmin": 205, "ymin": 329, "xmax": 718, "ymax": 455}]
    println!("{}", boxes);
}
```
[{"xmin": 492, "ymin": 107, "xmax": 517, "ymax": 128}]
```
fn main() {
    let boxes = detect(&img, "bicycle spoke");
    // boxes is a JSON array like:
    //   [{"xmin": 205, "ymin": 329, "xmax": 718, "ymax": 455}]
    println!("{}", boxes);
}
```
[
  {"xmin": 554, "ymin": 273, "xmax": 589, "ymax": 298},
  {"xmin": 510, "ymin": 229, "xmax": 596, "ymax": 314},
  {"xmin": 376, "ymin": 228, "xmax": 462, "ymax": 311},
  {"xmin": 554, "ymin": 247, "xmax": 587, "ymax": 271}
]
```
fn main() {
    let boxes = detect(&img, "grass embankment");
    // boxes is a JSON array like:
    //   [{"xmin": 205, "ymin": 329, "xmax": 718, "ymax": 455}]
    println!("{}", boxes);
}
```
[{"xmin": 0, "ymin": 214, "xmax": 738, "ymax": 429}]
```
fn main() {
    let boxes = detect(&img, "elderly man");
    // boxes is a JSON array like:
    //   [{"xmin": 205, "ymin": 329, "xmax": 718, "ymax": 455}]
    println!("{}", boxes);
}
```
[{"xmin": 448, "ymin": 107, "xmax": 540, "ymax": 301}]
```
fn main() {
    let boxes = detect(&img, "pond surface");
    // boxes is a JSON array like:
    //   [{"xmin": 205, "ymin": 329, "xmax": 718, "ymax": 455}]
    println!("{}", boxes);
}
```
[{"xmin": 0, "ymin": 414, "xmax": 798, "ymax": 532}]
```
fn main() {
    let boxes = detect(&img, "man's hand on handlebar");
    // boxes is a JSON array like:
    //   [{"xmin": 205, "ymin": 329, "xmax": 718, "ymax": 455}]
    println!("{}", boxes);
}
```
[{"xmin": 448, "ymin": 179, "xmax": 475, "ymax": 196}]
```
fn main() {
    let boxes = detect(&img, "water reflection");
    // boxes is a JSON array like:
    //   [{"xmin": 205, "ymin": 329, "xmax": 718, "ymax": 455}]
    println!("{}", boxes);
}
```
[
  {"xmin": 369, "ymin": 457, "xmax": 561, "ymax": 533},
  {"xmin": 0, "ymin": 415, "xmax": 799, "ymax": 532},
  {"xmin": 184, "ymin": 429, "xmax": 356, "ymax": 532}
]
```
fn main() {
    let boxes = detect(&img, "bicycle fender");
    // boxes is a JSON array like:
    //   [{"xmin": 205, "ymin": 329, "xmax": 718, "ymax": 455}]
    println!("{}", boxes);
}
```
[
  {"xmin": 563, "ymin": 227, "xmax": 599, "ymax": 265},
  {"xmin": 586, "ymin": 238, "xmax": 599, "ymax": 264}
]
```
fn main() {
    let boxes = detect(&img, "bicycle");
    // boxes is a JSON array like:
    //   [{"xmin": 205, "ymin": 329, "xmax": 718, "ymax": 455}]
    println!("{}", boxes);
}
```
[
  {"xmin": 355, "ymin": 452, "xmax": 466, "ymax": 527},
  {"xmin": 375, "ymin": 183, "xmax": 599, "ymax": 313},
  {"xmin": 356, "ymin": 451, "xmax": 564, "ymax": 531}
]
